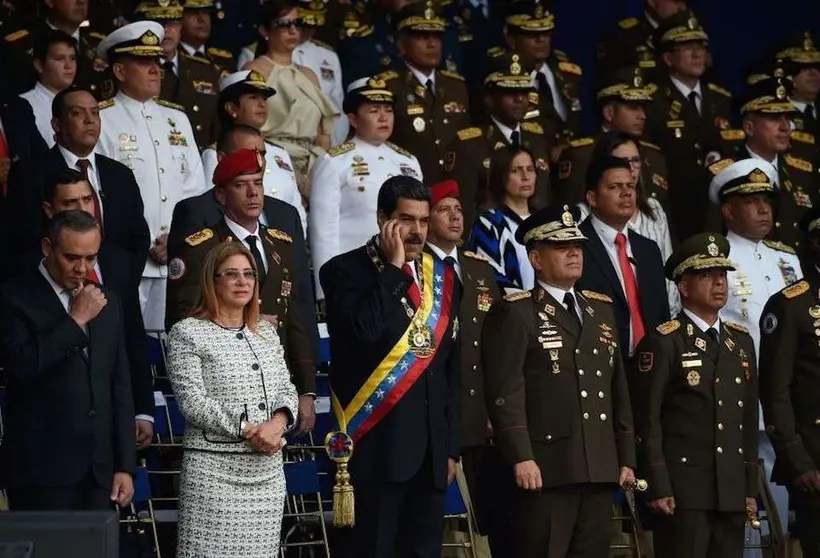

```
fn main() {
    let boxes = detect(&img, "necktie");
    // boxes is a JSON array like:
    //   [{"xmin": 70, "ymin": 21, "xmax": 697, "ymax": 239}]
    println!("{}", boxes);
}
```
[
  {"xmin": 402, "ymin": 263, "xmax": 422, "ymax": 307},
  {"xmin": 87, "ymin": 266, "xmax": 100, "ymax": 284},
  {"xmin": 614, "ymin": 233, "xmax": 645, "ymax": 348},
  {"xmin": 76, "ymin": 158, "xmax": 103, "ymax": 227},
  {"xmin": 444, "ymin": 256, "xmax": 459, "ymax": 282},
  {"xmin": 687, "ymin": 91, "xmax": 699, "ymax": 114},
  {"xmin": 425, "ymin": 78, "xmax": 435, "ymax": 99},
  {"xmin": 162, "ymin": 60, "xmax": 176, "ymax": 77},
  {"xmin": 535, "ymin": 72, "xmax": 554, "ymax": 108},
  {"xmin": 563, "ymin": 291, "xmax": 581, "ymax": 326},
  {"xmin": 706, "ymin": 327, "xmax": 718, "ymax": 342},
  {"xmin": 510, "ymin": 130, "xmax": 521, "ymax": 149},
  {"xmin": 807, "ymin": 104, "xmax": 815, "ymax": 122},
  {"xmin": 0, "ymin": 126, "xmax": 8, "ymax": 197},
  {"xmin": 245, "ymin": 235, "xmax": 266, "ymax": 278}
]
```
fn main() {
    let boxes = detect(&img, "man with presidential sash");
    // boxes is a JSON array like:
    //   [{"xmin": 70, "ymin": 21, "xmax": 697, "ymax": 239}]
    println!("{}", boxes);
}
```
[{"xmin": 320, "ymin": 175, "xmax": 460, "ymax": 558}]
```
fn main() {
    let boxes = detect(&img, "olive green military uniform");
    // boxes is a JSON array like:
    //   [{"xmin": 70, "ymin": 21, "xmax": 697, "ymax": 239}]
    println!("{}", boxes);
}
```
[
  {"xmin": 165, "ymin": 219, "xmax": 316, "ymax": 395},
  {"xmin": 531, "ymin": 50, "xmax": 583, "ymax": 145},
  {"xmin": 759, "ymin": 271, "xmax": 820, "ymax": 558},
  {"xmin": 595, "ymin": 15, "xmax": 659, "ymax": 81},
  {"xmin": 160, "ymin": 51, "xmax": 221, "ymax": 150},
  {"xmin": 379, "ymin": 66, "xmax": 471, "ymax": 185}
]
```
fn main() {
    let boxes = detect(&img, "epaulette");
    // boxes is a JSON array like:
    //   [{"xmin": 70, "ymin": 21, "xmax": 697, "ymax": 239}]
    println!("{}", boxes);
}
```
[
  {"xmin": 724, "ymin": 321, "xmax": 749, "ymax": 334},
  {"xmin": 206, "ymin": 47, "xmax": 233, "ymax": 59},
  {"xmin": 4, "ymin": 29, "xmax": 28, "ymax": 42},
  {"xmin": 720, "ymin": 129, "xmax": 745, "ymax": 141},
  {"xmin": 377, "ymin": 70, "xmax": 399, "ymax": 81},
  {"xmin": 267, "ymin": 228, "xmax": 292, "ymax": 243},
  {"xmin": 791, "ymin": 131, "xmax": 815, "ymax": 145},
  {"xmin": 553, "ymin": 50, "xmax": 569, "ymax": 61},
  {"xmin": 747, "ymin": 73, "xmax": 768, "ymax": 86},
  {"xmin": 785, "ymin": 154, "xmax": 813, "ymax": 173},
  {"xmin": 156, "ymin": 98, "xmax": 185, "ymax": 111},
  {"xmin": 581, "ymin": 290, "xmax": 612, "ymax": 303},
  {"xmin": 185, "ymin": 228, "xmax": 213, "ymax": 246},
  {"xmin": 707, "ymin": 83, "xmax": 731, "ymax": 97},
  {"xmin": 328, "ymin": 141, "xmax": 355, "ymax": 157},
  {"xmin": 618, "ymin": 17, "xmax": 639, "ymax": 29},
  {"xmin": 312, "ymin": 38, "xmax": 334, "ymax": 51},
  {"xmin": 457, "ymin": 127, "xmax": 482, "ymax": 141},
  {"xmin": 569, "ymin": 137, "xmax": 594, "ymax": 148},
  {"xmin": 181, "ymin": 51, "xmax": 211, "ymax": 65},
  {"xmin": 708, "ymin": 158, "xmax": 733, "ymax": 175},
  {"xmin": 763, "ymin": 239, "xmax": 797, "ymax": 255},
  {"xmin": 463, "ymin": 250, "xmax": 489, "ymax": 262},
  {"xmin": 639, "ymin": 140, "xmax": 661, "ymax": 151},
  {"xmin": 656, "ymin": 319, "xmax": 680, "ymax": 335},
  {"xmin": 440, "ymin": 70, "xmax": 465, "ymax": 82},
  {"xmin": 98, "ymin": 98, "xmax": 116, "ymax": 110},
  {"xmin": 386, "ymin": 141, "xmax": 412, "ymax": 158},
  {"xmin": 503, "ymin": 291, "xmax": 531, "ymax": 302},
  {"xmin": 349, "ymin": 24, "xmax": 374, "ymax": 38},
  {"xmin": 520, "ymin": 121, "xmax": 543, "ymax": 134},
  {"xmin": 784, "ymin": 280, "xmax": 810, "ymax": 299},
  {"xmin": 486, "ymin": 46, "xmax": 505, "ymax": 58},
  {"xmin": 558, "ymin": 61, "xmax": 582, "ymax": 76},
  {"xmin": 88, "ymin": 31, "xmax": 106, "ymax": 41}
]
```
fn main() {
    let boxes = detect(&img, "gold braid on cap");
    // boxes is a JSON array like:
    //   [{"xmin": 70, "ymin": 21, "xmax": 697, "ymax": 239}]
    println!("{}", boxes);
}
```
[{"xmin": 672, "ymin": 255, "xmax": 734, "ymax": 280}]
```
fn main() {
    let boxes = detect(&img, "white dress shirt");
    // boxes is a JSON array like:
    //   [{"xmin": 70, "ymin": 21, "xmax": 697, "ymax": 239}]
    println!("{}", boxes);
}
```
[
  {"xmin": 408, "ymin": 64, "xmax": 436, "ymax": 95},
  {"xmin": 426, "ymin": 242, "xmax": 461, "ymax": 281},
  {"xmin": 47, "ymin": 20, "xmax": 80, "ymax": 41},
  {"xmin": 293, "ymin": 40, "xmax": 348, "ymax": 146},
  {"xmin": 58, "ymin": 145, "xmax": 105, "ymax": 223},
  {"xmin": 539, "ymin": 280, "xmax": 582, "ymax": 323},
  {"xmin": 162, "ymin": 53, "xmax": 179, "ymax": 76},
  {"xmin": 682, "ymin": 307, "xmax": 719, "ymax": 337},
  {"xmin": 490, "ymin": 117, "xmax": 522, "ymax": 145},
  {"xmin": 20, "ymin": 82, "xmax": 56, "ymax": 147},
  {"xmin": 670, "ymin": 76, "xmax": 703, "ymax": 113},
  {"xmin": 746, "ymin": 146, "xmax": 779, "ymax": 173},
  {"xmin": 180, "ymin": 42, "xmax": 205, "ymax": 58},
  {"xmin": 224, "ymin": 215, "xmax": 268, "ymax": 273},
  {"xmin": 535, "ymin": 62, "xmax": 567, "ymax": 121}
]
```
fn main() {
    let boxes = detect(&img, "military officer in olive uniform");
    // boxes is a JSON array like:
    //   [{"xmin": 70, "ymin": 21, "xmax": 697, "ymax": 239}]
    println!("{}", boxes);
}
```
[
  {"xmin": 777, "ymin": 31, "xmax": 820, "ymax": 139},
  {"xmin": 136, "ymin": 0, "xmax": 222, "ymax": 150},
  {"xmin": 166, "ymin": 148, "xmax": 317, "ymax": 401},
  {"xmin": 378, "ymin": 2, "xmax": 471, "ymax": 185},
  {"xmin": 556, "ymin": 66, "xmax": 670, "ymax": 210},
  {"xmin": 645, "ymin": 10, "xmax": 735, "ymax": 241},
  {"xmin": 759, "ymin": 206, "xmax": 820, "ymax": 558},
  {"xmin": 179, "ymin": 0, "xmax": 234, "ymax": 75},
  {"xmin": 443, "ymin": 52, "xmax": 551, "ymax": 235},
  {"xmin": 632, "ymin": 232, "xmax": 758, "ymax": 558},
  {"xmin": 482, "ymin": 204, "xmax": 636, "ymax": 558}
]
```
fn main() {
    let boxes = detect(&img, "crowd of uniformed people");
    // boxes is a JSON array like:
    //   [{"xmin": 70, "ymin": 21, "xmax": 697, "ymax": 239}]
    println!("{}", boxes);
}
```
[{"xmin": 1, "ymin": 0, "xmax": 820, "ymax": 557}]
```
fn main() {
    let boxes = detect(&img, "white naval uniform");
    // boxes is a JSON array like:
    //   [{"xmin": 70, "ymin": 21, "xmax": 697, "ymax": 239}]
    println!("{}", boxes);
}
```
[
  {"xmin": 293, "ymin": 40, "xmax": 348, "ymax": 147},
  {"xmin": 309, "ymin": 137, "xmax": 423, "ymax": 299},
  {"xmin": 201, "ymin": 140, "xmax": 307, "ymax": 233},
  {"xmin": 97, "ymin": 91, "xmax": 207, "ymax": 331},
  {"xmin": 19, "ymin": 82, "xmax": 56, "ymax": 147}
]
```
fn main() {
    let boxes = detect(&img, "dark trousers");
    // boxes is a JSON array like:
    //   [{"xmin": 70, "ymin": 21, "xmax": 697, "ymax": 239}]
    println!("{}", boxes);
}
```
[
  {"xmin": 461, "ymin": 445, "xmax": 515, "ymax": 558},
  {"xmin": 653, "ymin": 509, "xmax": 745, "ymax": 558},
  {"xmin": 514, "ymin": 483, "xmax": 614, "ymax": 558},
  {"xmin": 352, "ymin": 451, "xmax": 446, "ymax": 558},
  {"xmin": 790, "ymin": 489, "xmax": 820, "ymax": 558},
  {"xmin": 7, "ymin": 471, "xmax": 111, "ymax": 512}
]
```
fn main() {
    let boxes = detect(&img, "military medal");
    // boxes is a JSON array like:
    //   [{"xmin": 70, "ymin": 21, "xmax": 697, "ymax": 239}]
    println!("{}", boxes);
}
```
[
  {"xmin": 549, "ymin": 349, "xmax": 559, "ymax": 361},
  {"xmin": 695, "ymin": 337, "xmax": 706, "ymax": 351},
  {"xmin": 544, "ymin": 304, "xmax": 556, "ymax": 316},
  {"xmin": 413, "ymin": 117, "xmax": 426, "ymax": 132},
  {"xmin": 686, "ymin": 323, "xmax": 694, "ymax": 336},
  {"xmin": 281, "ymin": 280, "xmax": 292, "ymax": 297},
  {"xmin": 686, "ymin": 370, "xmax": 701, "ymax": 387},
  {"xmin": 552, "ymin": 362, "xmax": 561, "ymax": 374},
  {"xmin": 477, "ymin": 292, "xmax": 492, "ymax": 312},
  {"xmin": 408, "ymin": 322, "xmax": 434, "ymax": 358}
]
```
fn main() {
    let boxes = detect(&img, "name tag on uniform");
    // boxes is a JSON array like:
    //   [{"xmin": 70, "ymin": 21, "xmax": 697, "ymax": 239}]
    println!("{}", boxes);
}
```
[
  {"xmin": 407, "ymin": 104, "xmax": 425, "ymax": 115},
  {"xmin": 681, "ymin": 359, "xmax": 702, "ymax": 368},
  {"xmin": 542, "ymin": 341, "xmax": 563, "ymax": 349}
]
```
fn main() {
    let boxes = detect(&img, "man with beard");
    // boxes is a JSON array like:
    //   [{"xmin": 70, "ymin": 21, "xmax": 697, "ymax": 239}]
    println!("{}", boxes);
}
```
[{"xmin": 320, "ymin": 176, "xmax": 460, "ymax": 557}]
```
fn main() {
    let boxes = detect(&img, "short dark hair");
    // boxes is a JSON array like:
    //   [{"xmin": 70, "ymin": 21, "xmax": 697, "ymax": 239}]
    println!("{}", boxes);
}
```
[
  {"xmin": 585, "ymin": 154, "xmax": 632, "ymax": 192},
  {"xmin": 591, "ymin": 131, "xmax": 656, "ymax": 219},
  {"xmin": 377, "ymin": 176, "xmax": 430, "ymax": 215},
  {"xmin": 51, "ymin": 84, "xmax": 95, "ymax": 119},
  {"xmin": 488, "ymin": 146, "xmax": 536, "ymax": 208},
  {"xmin": 46, "ymin": 209, "xmax": 99, "ymax": 247},
  {"xmin": 34, "ymin": 29, "xmax": 77, "ymax": 63},
  {"xmin": 216, "ymin": 124, "xmax": 262, "ymax": 153},
  {"xmin": 42, "ymin": 168, "xmax": 89, "ymax": 204}
]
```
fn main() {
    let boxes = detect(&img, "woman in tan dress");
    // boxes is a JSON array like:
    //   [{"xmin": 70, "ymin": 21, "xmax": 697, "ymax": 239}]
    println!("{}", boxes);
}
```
[{"xmin": 244, "ymin": 0, "xmax": 338, "ymax": 200}]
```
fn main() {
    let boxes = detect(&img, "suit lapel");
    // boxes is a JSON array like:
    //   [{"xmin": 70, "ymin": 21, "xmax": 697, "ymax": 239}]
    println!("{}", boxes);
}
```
[
  {"xmin": 32, "ymin": 271, "xmax": 71, "ymax": 320},
  {"xmin": 580, "ymin": 219, "xmax": 626, "ymax": 304}
]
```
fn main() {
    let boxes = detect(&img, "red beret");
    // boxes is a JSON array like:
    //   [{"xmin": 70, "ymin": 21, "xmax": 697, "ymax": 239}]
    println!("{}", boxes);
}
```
[
  {"xmin": 430, "ymin": 179, "xmax": 459, "ymax": 207},
  {"xmin": 213, "ymin": 148, "xmax": 264, "ymax": 186}
]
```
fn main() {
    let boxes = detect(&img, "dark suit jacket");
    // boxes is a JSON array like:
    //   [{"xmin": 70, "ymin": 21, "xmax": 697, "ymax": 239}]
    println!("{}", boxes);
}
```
[
  {"xmin": 320, "ymin": 246, "xmax": 461, "ymax": 489},
  {"xmin": 3, "ymin": 146, "xmax": 150, "ymax": 289},
  {"xmin": 1, "ymin": 98, "xmax": 48, "ymax": 167},
  {"xmin": 0, "ymin": 269, "xmax": 136, "ymax": 489},
  {"xmin": 577, "ymin": 218, "xmax": 670, "ymax": 361},
  {"xmin": 169, "ymin": 191, "xmax": 319, "ymax": 361}
]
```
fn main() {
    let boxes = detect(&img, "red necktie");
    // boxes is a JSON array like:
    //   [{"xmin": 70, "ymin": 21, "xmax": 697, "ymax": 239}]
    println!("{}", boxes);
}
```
[
  {"xmin": 0, "ymin": 127, "xmax": 8, "ymax": 197},
  {"xmin": 615, "ymin": 233, "xmax": 645, "ymax": 348},
  {"xmin": 87, "ymin": 266, "xmax": 100, "ymax": 284},
  {"xmin": 77, "ymin": 158, "xmax": 103, "ymax": 227},
  {"xmin": 402, "ymin": 263, "xmax": 421, "ymax": 307}
]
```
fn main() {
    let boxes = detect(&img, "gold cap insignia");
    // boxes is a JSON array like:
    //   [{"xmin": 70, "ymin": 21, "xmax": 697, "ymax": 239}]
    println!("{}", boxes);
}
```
[
  {"xmin": 776, "ymin": 83, "xmax": 787, "ymax": 100},
  {"xmin": 774, "ymin": 65, "xmax": 785, "ymax": 78},
  {"xmin": 158, "ymin": 0, "xmax": 170, "ymax": 6},
  {"xmin": 687, "ymin": 16, "xmax": 697, "ymax": 30},
  {"xmin": 561, "ymin": 205, "xmax": 574, "ymax": 227},
  {"xmin": 534, "ymin": 3, "xmax": 544, "ymax": 18},
  {"xmin": 141, "ymin": 30, "xmax": 160, "ymax": 46},
  {"xmin": 368, "ymin": 78, "xmax": 386, "ymax": 88},
  {"xmin": 633, "ymin": 70, "xmax": 643, "ymax": 88},
  {"xmin": 248, "ymin": 70, "xmax": 265, "ymax": 83},
  {"xmin": 424, "ymin": 1, "xmax": 434, "ymax": 20},
  {"xmin": 749, "ymin": 168, "xmax": 769, "ymax": 183},
  {"xmin": 510, "ymin": 54, "xmax": 521, "ymax": 76},
  {"xmin": 707, "ymin": 241, "xmax": 719, "ymax": 257},
  {"xmin": 805, "ymin": 31, "xmax": 814, "ymax": 52}
]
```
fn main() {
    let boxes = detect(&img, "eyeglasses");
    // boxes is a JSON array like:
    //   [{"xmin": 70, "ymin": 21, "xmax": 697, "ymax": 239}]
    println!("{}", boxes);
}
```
[
  {"xmin": 215, "ymin": 269, "xmax": 258, "ymax": 281},
  {"xmin": 272, "ymin": 17, "xmax": 304, "ymax": 30},
  {"xmin": 620, "ymin": 156, "xmax": 642, "ymax": 168}
]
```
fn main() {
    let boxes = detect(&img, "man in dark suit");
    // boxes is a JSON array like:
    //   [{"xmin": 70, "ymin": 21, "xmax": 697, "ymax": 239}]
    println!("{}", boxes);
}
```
[
  {"xmin": 577, "ymin": 156, "xmax": 670, "ymax": 363},
  {"xmin": 0, "ymin": 99, "xmax": 49, "ymax": 196},
  {"xmin": 0, "ymin": 210, "xmax": 135, "ymax": 510},
  {"xmin": 321, "ymin": 176, "xmax": 460, "ymax": 557}
]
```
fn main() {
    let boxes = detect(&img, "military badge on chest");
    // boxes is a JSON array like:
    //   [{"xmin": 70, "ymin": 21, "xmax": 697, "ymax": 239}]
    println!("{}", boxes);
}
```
[
  {"xmin": 399, "ymin": 164, "xmax": 419, "ymax": 178},
  {"xmin": 537, "ymin": 307, "xmax": 562, "ymax": 373},
  {"xmin": 778, "ymin": 258, "xmax": 798, "ymax": 285},
  {"xmin": 167, "ymin": 117, "xmax": 188, "ymax": 147},
  {"xmin": 351, "ymin": 155, "xmax": 369, "ymax": 180}
]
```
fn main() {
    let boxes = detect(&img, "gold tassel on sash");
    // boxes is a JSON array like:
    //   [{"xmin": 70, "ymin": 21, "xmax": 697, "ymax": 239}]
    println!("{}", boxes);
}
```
[{"xmin": 325, "ymin": 430, "xmax": 355, "ymax": 527}]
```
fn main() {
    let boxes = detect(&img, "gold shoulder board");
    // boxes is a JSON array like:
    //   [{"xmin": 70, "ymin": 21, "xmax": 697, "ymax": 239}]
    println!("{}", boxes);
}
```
[
  {"xmin": 463, "ymin": 250, "xmax": 489, "ymax": 262},
  {"xmin": 720, "ymin": 129, "xmax": 745, "ymax": 141},
  {"xmin": 618, "ymin": 17, "xmax": 639, "ymax": 29},
  {"xmin": 457, "ymin": 127, "xmax": 482, "ymax": 141},
  {"xmin": 88, "ymin": 31, "xmax": 106, "ymax": 41},
  {"xmin": 377, "ymin": 70, "xmax": 399, "ymax": 81},
  {"xmin": 503, "ymin": 291, "xmax": 531, "ymax": 302},
  {"xmin": 553, "ymin": 49, "xmax": 569, "ymax": 61},
  {"xmin": 784, "ymin": 280, "xmax": 810, "ymax": 299},
  {"xmin": 785, "ymin": 154, "xmax": 813, "ymax": 173},
  {"xmin": 639, "ymin": 140, "xmax": 661, "ymax": 151},
  {"xmin": 386, "ymin": 141, "xmax": 412, "ymax": 157},
  {"xmin": 763, "ymin": 239, "xmax": 797, "ymax": 254},
  {"xmin": 521, "ymin": 121, "xmax": 544, "ymax": 134},
  {"xmin": 558, "ymin": 62, "xmax": 582, "ymax": 76},
  {"xmin": 4, "ymin": 29, "xmax": 29, "ymax": 42},
  {"xmin": 440, "ymin": 70, "xmax": 465, "ymax": 82},
  {"xmin": 98, "ymin": 99, "xmax": 116, "ymax": 110},
  {"xmin": 707, "ymin": 83, "xmax": 731, "ymax": 97},
  {"xmin": 581, "ymin": 290, "xmax": 612, "ymax": 303},
  {"xmin": 486, "ymin": 46, "xmax": 504, "ymax": 58},
  {"xmin": 656, "ymin": 319, "xmax": 680, "ymax": 335},
  {"xmin": 724, "ymin": 321, "xmax": 749, "ymax": 334},
  {"xmin": 791, "ymin": 131, "xmax": 816, "ymax": 145},
  {"xmin": 569, "ymin": 137, "xmax": 594, "ymax": 148},
  {"xmin": 708, "ymin": 158, "xmax": 733, "ymax": 175},
  {"xmin": 155, "ymin": 98, "xmax": 185, "ymax": 111},
  {"xmin": 328, "ymin": 141, "xmax": 355, "ymax": 157},
  {"xmin": 350, "ymin": 24, "xmax": 374, "ymax": 38},
  {"xmin": 207, "ymin": 47, "xmax": 233, "ymax": 59},
  {"xmin": 267, "ymin": 228, "xmax": 293, "ymax": 243},
  {"xmin": 185, "ymin": 228, "xmax": 213, "ymax": 246}
]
